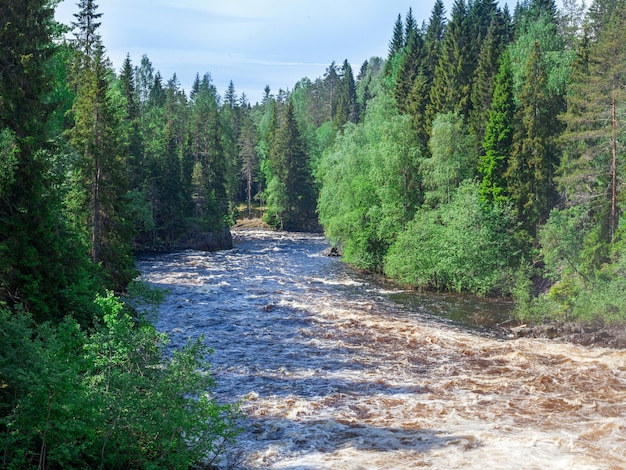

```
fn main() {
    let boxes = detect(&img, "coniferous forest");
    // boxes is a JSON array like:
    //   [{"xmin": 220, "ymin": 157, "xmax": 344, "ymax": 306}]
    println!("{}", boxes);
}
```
[{"xmin": 1, "ymin": 0, "xmax": 626, "ymax": 467}]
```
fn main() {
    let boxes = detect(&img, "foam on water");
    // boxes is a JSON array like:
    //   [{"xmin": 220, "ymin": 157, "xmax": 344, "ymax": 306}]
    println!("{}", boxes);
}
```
[{"xmin": 137, "ymin": 230, "xmax": 626, "ymax": 469}]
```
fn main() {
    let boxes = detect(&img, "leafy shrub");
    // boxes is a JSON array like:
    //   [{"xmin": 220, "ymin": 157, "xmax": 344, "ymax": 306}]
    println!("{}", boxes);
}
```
[
  {"xmin": 385, "ymin": 181, "xmax": 520, "ymax": 296},
  {"xmin": 0, "ymin": 292, "xmax": 241, "ymax": 469}
]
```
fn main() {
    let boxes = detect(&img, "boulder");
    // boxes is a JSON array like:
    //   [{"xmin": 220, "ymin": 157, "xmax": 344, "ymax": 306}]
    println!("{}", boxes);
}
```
[{"xmin": 321, "ymin": 246, "xmax": 342, "ymax": 257}]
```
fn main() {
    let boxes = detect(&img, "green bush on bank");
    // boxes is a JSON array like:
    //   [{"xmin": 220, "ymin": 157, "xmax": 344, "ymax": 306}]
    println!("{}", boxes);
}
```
[
  {"xmin": 0, "ymin": 292, "xmax": 241, "ymax": 469},
  {"xmin": 385, "ymin": 181, "xmax": 520, "ymax": 296}
]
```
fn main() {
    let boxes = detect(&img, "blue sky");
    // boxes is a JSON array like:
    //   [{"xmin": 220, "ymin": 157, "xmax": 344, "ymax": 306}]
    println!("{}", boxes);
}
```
[{"xmin": 54, "ymin": 1, "xmax": 459, "ymax": 104}]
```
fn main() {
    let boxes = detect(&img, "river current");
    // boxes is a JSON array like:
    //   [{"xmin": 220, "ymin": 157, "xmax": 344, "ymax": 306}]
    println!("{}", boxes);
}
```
[{"xmin": 137, "ymin": 229, "xmax": 626, "ymax": 469}]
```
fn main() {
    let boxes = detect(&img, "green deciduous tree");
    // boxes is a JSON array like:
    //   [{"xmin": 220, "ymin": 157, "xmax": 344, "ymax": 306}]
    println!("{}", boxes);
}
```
[
  {"xmin": 318, "ymin": 90, "xmax": 423, "ymax": 271},
  {"xmin": 385, "ymin": 181, "xmax": 519, "ymax": 295},
  {"xmin": 423, "ymin": 112, "xmax": 477, "ymax": 207}
]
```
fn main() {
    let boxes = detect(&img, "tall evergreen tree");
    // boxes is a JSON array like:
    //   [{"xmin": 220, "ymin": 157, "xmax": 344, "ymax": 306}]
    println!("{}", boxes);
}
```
[
  {"xmin": 267, "ymin": 101, "xmax": 316, "ymax": 229},
  {"xmin": 479, "ymin": 52, "xmax": 515, "ymax": 204},
  {"xmin": 187, "ymin": 73, "xmax": 229, "ymax": 228},
  {"xmin": 334, "ymin": 60, "xmax": 359, "ymax": 128},
  {"xmin": 0, "ymin": 0, "xmax": 96, "ymax": 319},
  {"xmin": 424, "ymin": 0, "xmax": 447, "ymax": 77},
  {"xmin": 470, "ymin": 17, "xmax": 508, "ymax": 150},
  {"xmin": 404, "ymin": 7, "xmax": 418, "ymax": 42},
  {"xmin": 428, "ymin": 0, "xmax": 475, "ymax": 124},
  {"xmin": 71, "ymin": 0, "xmax": 102, "ymax": 69},
  {"xmin": 560, "ymin": 0, "xmax": 626, "ymax": 243},
  {"xmin": 406, "ymin": 0, "xmax": 446, "ymax": 148},
  {"xmin": 506, "ymin": 42, "xmax": 559, "ymax": 237},
  {"xmin": 324, "ymin": 62, "xmax": 340, "ymax": 120},
  {"xmin": 119, "ymin": 54, "xmax": 143, "ymax": 188},
  {"xmin": 385, "ymin": 14, "xmax": 405, "ymax": 76},
  {"xmin": 394, "ymin": 23, "xmax": 425, "ymax": 114},
  {"xmin": 68, "ymin": 36, "xmax": 133, "ymax": 285},
  {"xmin": 238, "ymin": 107, "xmax": 259, "ymax": 218}
]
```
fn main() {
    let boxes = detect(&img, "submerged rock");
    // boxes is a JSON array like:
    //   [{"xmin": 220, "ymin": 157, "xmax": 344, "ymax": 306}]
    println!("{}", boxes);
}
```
[{"xmin": 321, "ymin": 246, "xmax": 341, "ymax": 257}]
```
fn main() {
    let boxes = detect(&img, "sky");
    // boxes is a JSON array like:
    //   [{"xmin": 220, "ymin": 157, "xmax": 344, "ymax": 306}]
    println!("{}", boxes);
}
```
[{"xmin": 54, "ymin": 0, "xmax": 459, "ymax": 104}]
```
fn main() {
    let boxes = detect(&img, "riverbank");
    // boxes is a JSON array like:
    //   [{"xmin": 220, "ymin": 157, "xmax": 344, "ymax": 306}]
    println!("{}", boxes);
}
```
[
  {"xmin": 503, "ymin": 320, "xmax": 626, "ymax": 349},
  {"xmin": 229, "ymin": 224, "xmax": 626, "ymax": 350}
]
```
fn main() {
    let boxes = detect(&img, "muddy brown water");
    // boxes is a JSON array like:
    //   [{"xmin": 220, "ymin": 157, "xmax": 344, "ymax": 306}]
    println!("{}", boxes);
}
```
[{"xmin": 137, "ymin": 230, "xmax": 626, "ymax": 469}]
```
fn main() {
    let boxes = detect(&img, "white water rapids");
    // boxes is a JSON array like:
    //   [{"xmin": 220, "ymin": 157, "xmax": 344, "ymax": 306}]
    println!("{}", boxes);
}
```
[{"xmin": 137, "ymin": 230, "xmax": 626, "ymax": 469}]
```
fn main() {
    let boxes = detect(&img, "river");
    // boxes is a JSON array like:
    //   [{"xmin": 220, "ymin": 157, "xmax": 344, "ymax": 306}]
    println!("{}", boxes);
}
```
[{"xmin": 136, "ymin": 229, "xmax": 626, "ymax": 469}]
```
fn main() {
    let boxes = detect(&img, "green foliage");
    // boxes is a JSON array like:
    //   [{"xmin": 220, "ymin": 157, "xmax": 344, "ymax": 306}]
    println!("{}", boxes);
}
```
[
  {"xmin": 506, "ymin": 41, "xmax": 562, "ymax": 237},
  {"xmin": 264, "ymin": 100, "xmax": 317, "ymax": 230},
  {"xmin": 0, "ymin": 293, "xmax": 241, "ymax": 469},
  {"xmin": 428, "ymin": 0, "xmax": 475, "ymax": 121},
  {"xmin": 318, "ymin": 91, "xmax": 424, "ymax": 271},
  {"xmin": 424, "ymin": 112, "xmax": 477, "ymax": 207},
  {"xmin": 385, "ymin": 181, "xmax": 519, "ymax": 295},
  {"xmin": 0, "ymin": 129, "xmax": 19, "ymax": 199},
  {"xmin": 539, "ymin": 206, "xmax": 591, "ymax": 281},
  {"xmin": 479, "ymin": 52, "xmax": 515, "ymax": 204}
]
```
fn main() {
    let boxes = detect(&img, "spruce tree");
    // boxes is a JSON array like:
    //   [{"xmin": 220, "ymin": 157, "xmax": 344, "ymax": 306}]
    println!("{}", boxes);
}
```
[
  {"xmin": 479, "ymin": 52, "xmax": 515, "ymax": 204},
  {"xmin": 406, "ymin": 0, "xmax": 446, "ymax": 148},
  {"xmin": 238, "ymin": 107, "xmax": 259, "ymax": 218},
  {"xmin": 385, "ymin": 14, "xmax": 405, "ymax": 76},
  {"xmin": 0, "ymin": 0, "xmax": 93, "ymax": 319},
  {"xmin": 268, "ymin": 101, "xmax": 316, "ymax": 229},
  {"xmin": 470, "ymin": 18, "xmax": 507, "ymax": 150},
  {"xmin": 506, "ymin": 42, "xmax": 559, "ymax": 237},
  {"xmin": 394, "ymin": 24, "xmax": 425, "ymax": 114},
  {"xmin": 119, "ymin": 54, "xmax": 143, "ymax": 188},
  {"xmin": 428, "ymin": 0, "xmax": 475, "ymax": 124},
  {"xmin": 68, "ymin": 1, "xmax": 134, "ymax": 286},
  {"xmin": 187, "ymin": 74, "xmax": 230, "ymax": 228},
  {"xmin": 560, "ymin": 0, "xmax": 626, "ymax": 242},
  {"xmin": 334, "ymin": 60, "xmax": 359, "ymax": 128}
]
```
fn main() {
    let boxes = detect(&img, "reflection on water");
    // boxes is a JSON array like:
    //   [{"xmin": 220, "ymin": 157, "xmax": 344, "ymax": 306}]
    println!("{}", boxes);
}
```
[{"xmin": 137, "ymin": 229, "xmax": 626, "ymax": 469}]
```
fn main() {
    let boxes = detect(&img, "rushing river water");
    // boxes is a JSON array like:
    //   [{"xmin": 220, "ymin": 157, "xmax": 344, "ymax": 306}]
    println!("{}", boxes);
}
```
[{"xmin": 137, "ymin": 229, "xmax": 626, "ymax": 469}]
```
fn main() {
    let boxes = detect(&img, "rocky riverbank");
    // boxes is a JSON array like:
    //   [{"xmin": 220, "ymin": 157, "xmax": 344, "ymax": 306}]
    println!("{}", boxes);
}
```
[{"xmin": 503, "ymin": 320, "xmax": 626, "ymax": 349}]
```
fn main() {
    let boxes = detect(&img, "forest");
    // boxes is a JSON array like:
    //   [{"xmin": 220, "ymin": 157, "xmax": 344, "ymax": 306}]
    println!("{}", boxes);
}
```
[{"xmin": 1, "ymin": 0, "xmax": 625, "ymax": 467}]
